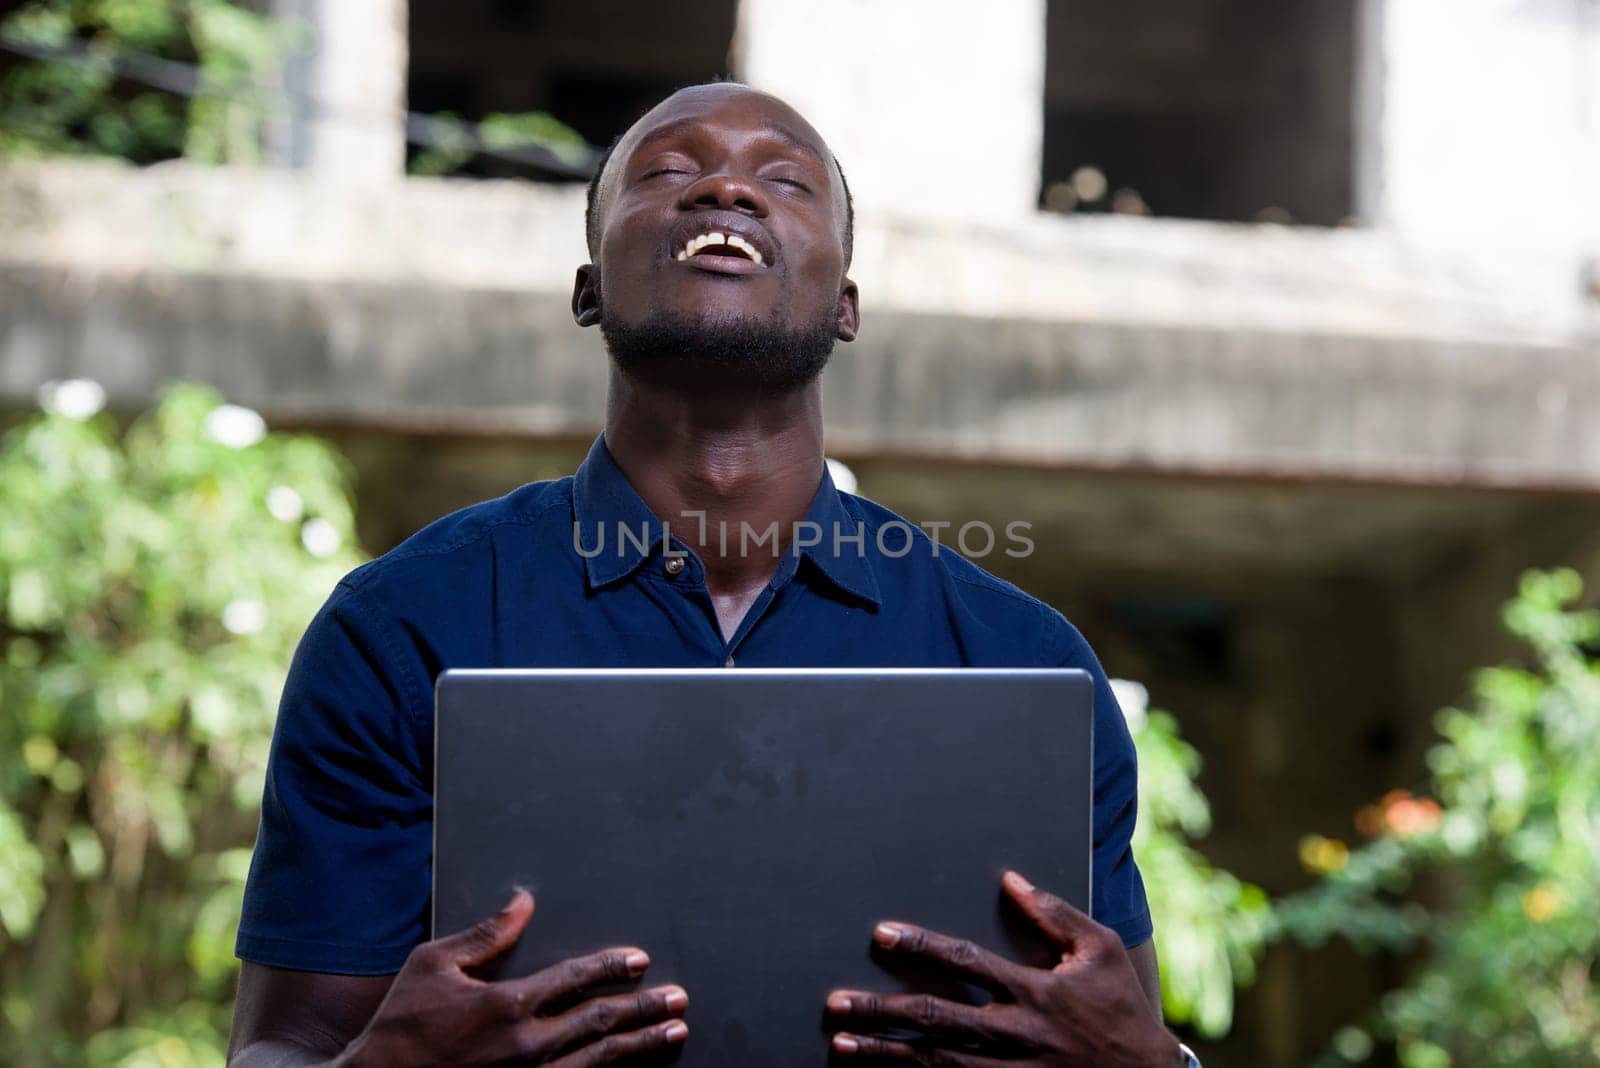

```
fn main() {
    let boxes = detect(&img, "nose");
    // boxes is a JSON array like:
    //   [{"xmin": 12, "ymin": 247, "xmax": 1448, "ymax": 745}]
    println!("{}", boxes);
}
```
[{"xmin": 680, "ymin": 168, "xmax": 768, "ymax": 217}]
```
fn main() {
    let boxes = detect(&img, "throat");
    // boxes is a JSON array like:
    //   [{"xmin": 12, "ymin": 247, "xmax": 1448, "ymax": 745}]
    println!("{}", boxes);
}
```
[{"xmin": 709, "ymin": 573, "xmax": 774, "ymax": 644}]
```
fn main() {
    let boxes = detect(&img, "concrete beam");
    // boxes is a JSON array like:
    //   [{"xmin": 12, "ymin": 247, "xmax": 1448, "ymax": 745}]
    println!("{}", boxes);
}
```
[{"xmin": 2, "ymin": 159, "xmax": 1599, "ymax": 490}]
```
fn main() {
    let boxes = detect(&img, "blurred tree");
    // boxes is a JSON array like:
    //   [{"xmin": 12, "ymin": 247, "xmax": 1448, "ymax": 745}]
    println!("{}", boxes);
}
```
[
  {"xmin": 1277, "ymin": 569, "xmax": 1600, "ymax": 1067},
  {"xmin": 0, "ymin": 1, "xmax": 590, "ymax": 179},
  {"xmin": 409, "ymin": 109, "xmax": 590, "ymax": 179},
  {"xmin": 1115, "ymin": 679, "xmax": 1272, "ymax": 1040},
  {"xmin": 0, "ymin": 0, "xmax": 283, "ymax": 164},
  {"xmin": 0, "ymin": 382, "xmax": 364, "ymax": 1066}
]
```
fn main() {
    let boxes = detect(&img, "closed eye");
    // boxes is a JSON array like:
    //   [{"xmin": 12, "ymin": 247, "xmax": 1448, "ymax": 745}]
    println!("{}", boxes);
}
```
[
  {"xmin": 641, "ymin": 168, "xmax": 691, "ymax": 180},
  {"xmin": 767, "ymin": 177, "xmax": 812, "ymax": 192}
]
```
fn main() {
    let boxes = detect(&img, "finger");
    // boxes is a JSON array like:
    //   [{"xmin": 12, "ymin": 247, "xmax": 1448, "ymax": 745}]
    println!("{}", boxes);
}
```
[
  {"xmin": 1002, "ymin": 870, "xmax": 1095, "ymax": 953},
  {"xmin": 870, "ymin": 922, "xmax": 1023, "ymax": 994},
  {"xmin": 514, "ymin": 946, "xmax": 652, "ymax": 1009},
  {"xmin": 830, "ymin": 1032, "xmax": 1010, "ymax": 1066},
  {"xmin": 433, "ymin": 889, "xmax": 535, "ymax": 969},
  {"xmin": 534, "ymin": 985, "xmax": 689, "ymax": 1057},
  {"xmin": 545, "ymin": 1019, "xmax": 689, "ymax": 1068},
  {"xmin": 826, "ymin": 990, "xmax": 1017, "ymax": 1045}
]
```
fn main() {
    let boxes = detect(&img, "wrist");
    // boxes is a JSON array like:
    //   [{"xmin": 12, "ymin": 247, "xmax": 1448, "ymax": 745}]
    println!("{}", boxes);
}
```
[{"xmin": 1143, "ymin": 1030, "xmax": 1187, "ymax": 1068}]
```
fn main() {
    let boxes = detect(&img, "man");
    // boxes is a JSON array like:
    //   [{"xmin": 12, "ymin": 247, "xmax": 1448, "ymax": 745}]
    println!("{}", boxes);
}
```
[{"xmin": 227, "ymin": 83, "xmax": 1192, "ymax": 1066}]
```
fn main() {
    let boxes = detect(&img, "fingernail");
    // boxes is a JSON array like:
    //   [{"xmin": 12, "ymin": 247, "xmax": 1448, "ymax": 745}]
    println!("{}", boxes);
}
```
[
  {"xmin": 833, "ymin": 1034, "xmax": 860, "ymax": 1054},
  {"xmin": 625, "ymin": 950, "xmax": 650, "ymax": 975},
  {"xmin": 872, "ymin": 923, "xmax": 901, "ymax": 947},
  {"xmin": 1005, "ymin": 870, "xmax": 1035, "ymax": 893},
  {"xmin": 499, "ymin": 889, "xmax": 529, "ymax": 915},
  {"xmin": 663, "ymin": 986, "xmax": 689, "ymax": 1011},
  {"xmin": 827, "ymin": 992, "xmax": 852, "ymax": 1013},
  {"xmin": 664, "ymin": 1020, "xmax": 688, "ymax": 1042}
]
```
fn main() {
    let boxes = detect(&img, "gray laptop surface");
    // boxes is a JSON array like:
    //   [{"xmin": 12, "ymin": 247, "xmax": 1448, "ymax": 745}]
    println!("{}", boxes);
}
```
[{"xmin": 433, "ymin": 668, "xmax": 1094, "ymax": 1065}]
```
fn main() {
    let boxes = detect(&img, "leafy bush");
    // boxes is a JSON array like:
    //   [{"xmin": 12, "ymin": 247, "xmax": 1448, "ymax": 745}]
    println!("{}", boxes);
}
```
[
  {"xmin": 1114, "ymin": 679, "xmax": 1272, "ymax": 1039},
  {"xmin": 1276, "ymin": 569, "xmax": 1600, "ymax": 1067},
  {"xmin": 0, "ymin": 1, "xmax": 586, "ymax": 178},
  {"xmin": 0, "ymin": 382, "xmax": 364, "ymax": 1066},
  {"xmin": 0, "ymin": 0, "xmax": 285, "ymax": 164}
]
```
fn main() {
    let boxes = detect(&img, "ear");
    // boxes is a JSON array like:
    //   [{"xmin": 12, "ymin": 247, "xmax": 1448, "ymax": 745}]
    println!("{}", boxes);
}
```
[
  {"xmin": 835, "ymin": 278, "xmax": 860, "ymax": 342},
  {"xmin": 572, "ymin": 264, "xmax": 602, "ymax": 328}
]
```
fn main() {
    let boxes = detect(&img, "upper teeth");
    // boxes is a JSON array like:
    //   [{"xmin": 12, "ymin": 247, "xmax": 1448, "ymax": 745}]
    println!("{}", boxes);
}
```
[{"xmin": 676, "ymin": 231, "xmax": 764, "ymax": 265}]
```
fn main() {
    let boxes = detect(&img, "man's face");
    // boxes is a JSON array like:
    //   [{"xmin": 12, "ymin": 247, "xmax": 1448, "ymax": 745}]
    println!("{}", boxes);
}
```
[{"xmin": 575, "ymin": 85, "xmax": 859, "ymax": 390}]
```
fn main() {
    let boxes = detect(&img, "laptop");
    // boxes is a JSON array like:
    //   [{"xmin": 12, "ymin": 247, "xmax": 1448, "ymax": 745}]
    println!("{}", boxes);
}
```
[{"xmin": 433, "ymin": 668, "xmax": 1094, "ymax": 1064}]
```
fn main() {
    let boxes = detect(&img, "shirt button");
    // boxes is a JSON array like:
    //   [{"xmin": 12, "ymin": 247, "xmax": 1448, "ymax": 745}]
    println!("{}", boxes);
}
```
[
  {"xmin": 664, "ymin": 556, "xmax": 685, "ymax": 576},
  {"xmin": 725, "ymin": 655, "xmax": 735, "ymax": 668}
]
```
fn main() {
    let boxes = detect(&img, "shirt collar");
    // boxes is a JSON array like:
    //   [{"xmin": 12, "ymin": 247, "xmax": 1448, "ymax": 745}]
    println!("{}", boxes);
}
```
[
  {"xmin": 571, "ymin": 434, "xmax": 881, "ymax": 608},
  {"xmin": 572, "ymin": 435, "xmax": 670, "ymax": 589},
  {"xmin": 793, "ymin": 459, "xmax": 882, "ymax": 608}
]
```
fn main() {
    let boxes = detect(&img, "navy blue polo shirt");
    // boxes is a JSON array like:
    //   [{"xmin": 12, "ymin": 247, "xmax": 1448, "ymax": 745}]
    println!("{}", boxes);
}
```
[{"xmin": 236, "ymin": 436, "xmax": 1151, "ymax": 975}]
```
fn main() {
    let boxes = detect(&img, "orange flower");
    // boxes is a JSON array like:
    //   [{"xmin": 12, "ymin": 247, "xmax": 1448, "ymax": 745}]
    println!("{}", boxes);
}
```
[{"xmin": 1386, "ymin": 798, "xmax": 1442, "ymax": 838}]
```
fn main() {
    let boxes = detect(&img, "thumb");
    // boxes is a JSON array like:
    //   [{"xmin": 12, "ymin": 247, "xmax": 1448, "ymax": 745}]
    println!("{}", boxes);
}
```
[
  {"xmin": 438, "ymin": 888, "xmax": 535, "ymax": 969},
  {"xmin": 1003, "ymin": 870, "xmax": 1093, "ymax": 954}
]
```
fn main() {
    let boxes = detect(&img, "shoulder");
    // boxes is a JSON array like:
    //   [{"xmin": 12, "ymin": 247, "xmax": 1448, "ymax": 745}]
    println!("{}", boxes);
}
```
[
  {"xmin": 840, "ymin": 492, "xmax": 1079, "ymax": 664},
  {"xmin": 338, "ymin": 476, "xmax": 573, "ymax": 598}
]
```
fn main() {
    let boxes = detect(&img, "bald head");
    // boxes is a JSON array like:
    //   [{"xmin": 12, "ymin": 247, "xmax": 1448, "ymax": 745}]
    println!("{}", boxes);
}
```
[{"xmin": 584, "ymin": 83, "xmax": 854, "ymax": 267}]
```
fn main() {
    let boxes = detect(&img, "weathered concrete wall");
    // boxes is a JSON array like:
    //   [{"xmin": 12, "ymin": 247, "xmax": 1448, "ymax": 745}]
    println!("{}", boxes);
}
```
[
  {"xmin": 6, "ymin": 260, "xmax": 1600, "ymax": 488},
  {"xmin": 4, "ymin": 158, "xmax": 1590, "ymax": 336},
  {"xmin": 3, "ymin": 159, "xmax": 1598, "ymax": 491}
]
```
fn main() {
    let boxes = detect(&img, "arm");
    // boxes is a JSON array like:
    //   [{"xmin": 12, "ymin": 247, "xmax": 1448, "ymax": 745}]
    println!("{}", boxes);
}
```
[
  {"xmin": 1127, "ymin": 939, "xmax": 1164, "ymax": 1021},
  {"xmin": 227, "ymin": 966, "xmax": 392, "ymax": 1066}
]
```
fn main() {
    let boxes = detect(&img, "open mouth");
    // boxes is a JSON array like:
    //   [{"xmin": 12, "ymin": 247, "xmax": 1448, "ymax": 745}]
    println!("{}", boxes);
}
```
[{"xmin": 674, "ymin": 230, "xmax": 766, "ymax": 267}]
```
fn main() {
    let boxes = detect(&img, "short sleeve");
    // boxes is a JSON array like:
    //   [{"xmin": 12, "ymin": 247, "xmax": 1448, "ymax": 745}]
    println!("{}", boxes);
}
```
[
  {"xmin": 235, "ymin": 583, "xmax": 433, "ymax": 975},
  {"xmin": 1043, "ymin": 612, "xmax": 1153, "ymax": 949}
]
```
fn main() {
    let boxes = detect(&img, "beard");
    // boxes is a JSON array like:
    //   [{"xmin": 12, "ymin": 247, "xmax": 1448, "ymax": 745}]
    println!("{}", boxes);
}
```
[{"xmin": 600, "ymin": 303, "xmax": 840, "ymax": 394}]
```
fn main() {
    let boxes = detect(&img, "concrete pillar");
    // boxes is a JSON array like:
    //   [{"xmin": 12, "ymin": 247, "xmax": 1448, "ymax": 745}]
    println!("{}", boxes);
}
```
[
  {"xmin": 1377, "ymin": 0, "xmax": 1600, "ymax": 257},
  {"xmin": 733, "ymin": 0, "xmax": 1046, "ymax": 227},
  {"xmin": 270, "ymin": 0, "xmax": 408, "ymax": 182}
]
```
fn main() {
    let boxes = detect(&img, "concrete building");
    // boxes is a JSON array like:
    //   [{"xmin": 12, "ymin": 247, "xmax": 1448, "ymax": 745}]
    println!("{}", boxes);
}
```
[{"xmin": 3, "ymin": 1, "xmax": 1599, "ymax": 1061}]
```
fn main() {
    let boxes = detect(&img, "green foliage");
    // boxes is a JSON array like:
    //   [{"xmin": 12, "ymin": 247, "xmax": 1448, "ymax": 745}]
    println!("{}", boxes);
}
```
[
  {"xmin": 1276, "ymin": 569, "xmax": 1600, "ymax": 1067},
  {"xmin": 407, "ymin": 109, "xmax": 589, "ymax": 178},
  {"xmin": 0, "ymin": 382, "xmax": 364, "ymax": 1066},
  {"xmin": 1118, "ymin": 681, "xmax": 1272, "ymax": 1038},
  {"xmin": 0, "ymin": 1, "xmax": 586, "ymax": 178},
  {"xmin": 0, "ymin": 0, "xmax": 284, "ymax": 163}
]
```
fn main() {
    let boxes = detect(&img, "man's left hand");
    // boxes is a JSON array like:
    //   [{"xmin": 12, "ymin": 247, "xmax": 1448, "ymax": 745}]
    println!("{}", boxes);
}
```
[{"xmin": 825, "ymin": 871, "xmax": 1181, "ymax": 1066}]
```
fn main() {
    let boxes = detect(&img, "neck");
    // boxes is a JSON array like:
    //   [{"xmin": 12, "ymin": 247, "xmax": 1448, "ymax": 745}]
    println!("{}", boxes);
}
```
[{"xmin": 602, "ymin": 368, "xmax": 825, "ymax": 592}]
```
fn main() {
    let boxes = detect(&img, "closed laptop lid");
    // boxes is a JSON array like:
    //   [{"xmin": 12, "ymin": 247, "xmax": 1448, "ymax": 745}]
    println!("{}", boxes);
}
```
[{"xmin": 434, "ymin": 667, "xmax": 1094, "ymax": 1065}]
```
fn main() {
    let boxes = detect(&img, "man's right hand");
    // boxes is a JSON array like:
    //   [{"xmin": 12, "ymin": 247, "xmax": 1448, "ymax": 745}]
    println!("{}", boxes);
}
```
[{"xmin": 336, "ymin": 890, "xmax": 689, "ymax": 1067}]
